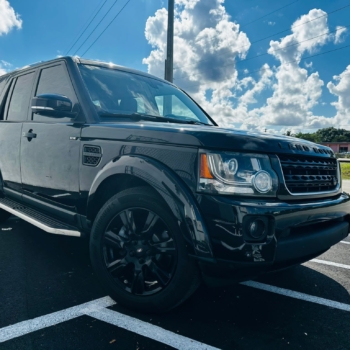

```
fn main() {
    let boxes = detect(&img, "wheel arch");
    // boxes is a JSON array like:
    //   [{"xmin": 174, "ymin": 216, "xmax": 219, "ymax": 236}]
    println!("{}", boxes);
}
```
[{"xmin": 87, "ymin": 155, "xmax": 213, "ymax": 259}]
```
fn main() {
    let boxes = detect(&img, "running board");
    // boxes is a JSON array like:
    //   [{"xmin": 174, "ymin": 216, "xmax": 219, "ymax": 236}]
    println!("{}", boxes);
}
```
[{"xmin": 0, "ymin": 197, "xmax": 81, "ymax": 237}]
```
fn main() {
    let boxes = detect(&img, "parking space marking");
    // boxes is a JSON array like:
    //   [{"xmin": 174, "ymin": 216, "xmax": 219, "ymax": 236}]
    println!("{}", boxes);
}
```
[
  {"xmin": 0, "ymin": 297, "xmax": 116, "ymax": 343},
  {"xmin": 85, "ymin": 308, "xmax": 219, "ymax": 350},
  {"xmin": 2, "ymin": 255, "xmax": 350, "ymax": 347},
  {"xmin": 310, "ymin": 259, "xmax": 350, "ymax": 270},
  {"xmin": 341, "ymin": 241, "xmax": 350, "ymax": 245},
  {"xmin": 0, "ymin": 296, "xmax": 219, "ymax": 349},
  {"xmin": 242, "ymin": 281, "xmax": 350, "ymax": 312}
]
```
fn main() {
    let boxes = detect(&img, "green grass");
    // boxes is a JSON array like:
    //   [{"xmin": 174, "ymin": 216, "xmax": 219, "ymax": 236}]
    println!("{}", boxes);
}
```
[{"xmin": 340, "ymin": 162, "xmax": 350, "ymax": 180}]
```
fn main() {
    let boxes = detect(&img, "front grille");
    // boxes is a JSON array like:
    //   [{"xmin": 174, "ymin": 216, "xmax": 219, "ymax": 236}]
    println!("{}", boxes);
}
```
[{"xmin": 278, "ymin": 155, "xmax": 339, "ymax": 194}]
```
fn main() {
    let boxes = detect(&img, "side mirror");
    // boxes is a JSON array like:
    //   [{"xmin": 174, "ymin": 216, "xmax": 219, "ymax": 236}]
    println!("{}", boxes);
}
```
[{"xmin": 31, "ymin": 94, "xmax": 75, "ymax": 117}]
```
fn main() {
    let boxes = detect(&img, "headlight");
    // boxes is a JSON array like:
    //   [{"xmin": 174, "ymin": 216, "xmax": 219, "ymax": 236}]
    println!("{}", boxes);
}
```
[{"xmin": 198, "ymin": 150, "xmax": 278, "ymax": 196}]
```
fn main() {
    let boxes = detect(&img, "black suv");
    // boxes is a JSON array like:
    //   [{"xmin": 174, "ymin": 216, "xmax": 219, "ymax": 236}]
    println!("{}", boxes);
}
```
[{"xmin": 0, "ymin": 57, "xmax": 349, "ymax": 312}]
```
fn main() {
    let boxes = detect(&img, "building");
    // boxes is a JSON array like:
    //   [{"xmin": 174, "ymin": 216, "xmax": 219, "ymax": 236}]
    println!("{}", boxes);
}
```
[{"xmin": 321, "ymin": 142, "xmax": 350, "ymax": 153}]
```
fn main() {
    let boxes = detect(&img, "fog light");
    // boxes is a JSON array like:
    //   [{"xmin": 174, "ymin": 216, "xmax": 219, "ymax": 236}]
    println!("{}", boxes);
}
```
[
  {"xmin": 249, "ymin": 219, "xmax": 266, "ymax": 239},
  {"xmin": 253, "ymin": 171, "xmax": 272, "ymax": 193}
]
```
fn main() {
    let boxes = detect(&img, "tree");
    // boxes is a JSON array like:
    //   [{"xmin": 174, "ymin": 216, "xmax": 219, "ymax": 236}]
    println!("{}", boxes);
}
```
[
  {"xmin": 315, "ymin": 127, "xmax": 350, "ymax": 142},
  {"xmin": 293, "ymin": 127, "xmax": 350, "ymax": 143},
  {"xmin": 294, "ymin": 132, "xmax": 320, "ymax": 143}
]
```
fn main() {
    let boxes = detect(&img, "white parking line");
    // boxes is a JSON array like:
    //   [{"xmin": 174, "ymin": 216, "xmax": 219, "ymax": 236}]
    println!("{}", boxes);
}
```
[
  {"xmin": 0, "ymin": 297, "xmax": 219, "ymax": 349},
  {"xmin": 85, "ymin": 308, "xmax": 219, "ymax": 350},
  {"xmin": 341, "ymin": 240, "xmax": 350, "ymax": 245},
  {"xmin": 0, "ymin": 296, "xmax": 116, "ymax": 343},
  {"xmin": 2, "ymin": 259, "xmax": 350, "ymax": 347},
  {"xmin": 242, "ymin": 281, "xmax": 350, "ymax": 312},
  {"xmin": 310, "ymin": 259, "xmax": 350, "ymax": 270}
]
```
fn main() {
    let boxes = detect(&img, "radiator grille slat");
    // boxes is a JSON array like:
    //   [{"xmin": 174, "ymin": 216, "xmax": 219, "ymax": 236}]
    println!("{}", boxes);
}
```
[{"xmin": 278, "ymin": 155, "xmax": 339, "ymax": 194}]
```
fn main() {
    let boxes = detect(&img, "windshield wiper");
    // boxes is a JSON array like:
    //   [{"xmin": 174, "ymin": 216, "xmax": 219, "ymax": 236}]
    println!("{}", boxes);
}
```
[
  {"xmin": 99, "ymin": 112, "xmax": 161, "ymax": 121},
  {"xmin": 99, "ymin": 112, "xmax": 212, "ymax": 126},
  {"xmin": 182, "ymin": 120, "xmax": 211, "ymax": 126}
]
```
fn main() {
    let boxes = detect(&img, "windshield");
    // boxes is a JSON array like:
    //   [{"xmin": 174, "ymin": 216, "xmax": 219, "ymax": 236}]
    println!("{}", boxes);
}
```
[{"xmin": 79, "ymin": 64, "xmax": 213, "ymax": 125}]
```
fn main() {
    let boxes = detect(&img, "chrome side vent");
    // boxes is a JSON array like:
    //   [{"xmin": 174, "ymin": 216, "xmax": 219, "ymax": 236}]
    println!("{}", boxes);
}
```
[{"xmin": 83, "ymin": 145, "xmax": 102, "ymax": 167}]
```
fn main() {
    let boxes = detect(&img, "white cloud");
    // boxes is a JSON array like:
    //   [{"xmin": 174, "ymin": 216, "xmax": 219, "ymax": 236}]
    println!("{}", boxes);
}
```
[
  {"xmin": 0, "ymin": 60, "xmax": 12, "ymax": 76},
  {"xmin": 239, "ymin": 9, "xmax": 331, "ymax": 131},
  {"xmin": 268, "ymin": 21, "xmax": 275, "ymax": 26},
  {"xmin": 267, "ymin": 9, "xmax": 330, "ymax": 64},
  {"xmin": 0, "ymin": 1, "xmax": 21, "ymax": 76},
  {"xmin": 327, "ymin": 65, "xmax": 350, "ymax": 128},
  {"xmin": 0, "ymin": 0, "xmax": 22, "ymax": 36},
  {"xmin": 143, "ymin": 0, "xmax": 251, "ymax": 96},
  {"xmin": 0, "ymin": 60, "xmax": 11, "ymax": 67},
  {"xmin": 334, "ymin": 26, "xmax": 347, "ymax": 44},
  {"xmin": 143, "ymin": 5, "xmax": 341, "ymax": 133}
]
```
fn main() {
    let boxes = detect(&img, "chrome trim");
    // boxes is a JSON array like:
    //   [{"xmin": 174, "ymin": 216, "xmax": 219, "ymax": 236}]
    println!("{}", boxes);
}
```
[
  {"xmin": 31, "ymin": 106, "xmax": 55, "ymax": 110},
  {"xmin": 82, "ymin": 144, "xmax": 102, "ymax": 167},
  {"xmin": 0, "ymin": 202, "xmax": 81, "ymax": 237},
  {"xmin": 276, "ymin": 156, "xmax": 341, "ymax": 197}
]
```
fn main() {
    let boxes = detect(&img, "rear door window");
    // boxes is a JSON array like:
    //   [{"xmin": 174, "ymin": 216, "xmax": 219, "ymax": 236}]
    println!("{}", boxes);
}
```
[{"xmin": 7, "ymin": 72, "xmax": 35, "ymax": 121}]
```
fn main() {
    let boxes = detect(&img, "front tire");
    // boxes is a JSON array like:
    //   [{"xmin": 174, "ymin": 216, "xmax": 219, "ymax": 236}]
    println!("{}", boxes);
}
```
[{"xmin": 89, "ymin": 186, "xmax": 201, "ymax": 313}]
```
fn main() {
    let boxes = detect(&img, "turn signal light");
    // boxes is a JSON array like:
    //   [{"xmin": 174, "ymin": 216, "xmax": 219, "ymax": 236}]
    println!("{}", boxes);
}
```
[{"xmin": 200, "ymin": 154, "xmax": 214, "ymax": 179}]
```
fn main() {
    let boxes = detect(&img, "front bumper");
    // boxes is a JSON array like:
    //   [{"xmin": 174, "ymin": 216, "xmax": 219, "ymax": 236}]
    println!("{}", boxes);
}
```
[{"xmin": 196, "ymin": 192, "xmax": 350, "ymax": 283}]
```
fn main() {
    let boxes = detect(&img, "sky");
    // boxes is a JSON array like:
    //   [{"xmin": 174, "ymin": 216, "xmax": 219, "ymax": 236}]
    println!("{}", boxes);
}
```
[{"xmin": 1, "ymin": 0, "xmax": 350, "ymax": 134}]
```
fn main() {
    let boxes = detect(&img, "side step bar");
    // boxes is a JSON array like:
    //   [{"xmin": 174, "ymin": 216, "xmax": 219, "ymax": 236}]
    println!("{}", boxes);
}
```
[{"xmin": 0, "ymin": 197, "xmax": 81, "ymax": 237}]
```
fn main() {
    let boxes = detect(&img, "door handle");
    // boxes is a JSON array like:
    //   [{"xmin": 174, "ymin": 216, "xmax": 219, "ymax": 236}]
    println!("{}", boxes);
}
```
[{"xmin": 22, "ymin": 130, "xmax": 37, "ymax": 139}]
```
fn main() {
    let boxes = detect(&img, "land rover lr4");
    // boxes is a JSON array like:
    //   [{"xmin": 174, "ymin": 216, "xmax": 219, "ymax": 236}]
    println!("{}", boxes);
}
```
[{"xmin": 0, "ymin": 57, "xmax": 348, "ymax": 312}]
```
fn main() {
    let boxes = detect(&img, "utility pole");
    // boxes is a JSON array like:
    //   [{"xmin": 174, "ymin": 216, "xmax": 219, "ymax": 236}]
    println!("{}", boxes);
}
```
[{"xmin": 164, "ymin": 0, "xmax": 174, "ymax": 83}]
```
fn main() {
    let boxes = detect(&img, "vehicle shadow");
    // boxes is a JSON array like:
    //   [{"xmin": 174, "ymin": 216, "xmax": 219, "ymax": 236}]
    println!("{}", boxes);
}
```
[
  {"xmin": 120, "ymin": 265, "xmax": 350, "ymax": 350},
  {"xmin": 9, "ymin": 222, "xmax": 350, "ymax": 350}
]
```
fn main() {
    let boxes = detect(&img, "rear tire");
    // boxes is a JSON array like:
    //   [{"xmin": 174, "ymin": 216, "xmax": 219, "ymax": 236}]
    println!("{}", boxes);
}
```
[{"xmin": 89, "ymin": 186, "xmax": 201, "ymax": 313}]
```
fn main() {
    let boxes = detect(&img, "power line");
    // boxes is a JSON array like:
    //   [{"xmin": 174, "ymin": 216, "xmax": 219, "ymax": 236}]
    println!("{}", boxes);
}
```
[
  {"xmin": 174, "ymin": 24, "xmax": 350, "ymax": 83},
  {"xmin": 240, "ymin": 0, "xmax": 299, "ymax": 28},
  {"xmin": 81, "ymin": 0, "xmax": 132, "ymax": 57},
  {"xmin": 176, "ymin": 43, "xmax": 350, "ymax": 90},
  {"xmin": 65, "ymin": 0, "xmax": 108, "ymax": 55},
  {"xmin": 235, "ymin": 24, "xmax": 350, "ymax": 65},
  {"xmin": 249, "ymin": 3, "xmax": 350, "ymax": 46},
  {"xmin": 173, "ymin": 2, "xmax": 350, "ymax": 71},
  {"xmin": 74, "ymin": 0, "xmax": 120, "ymax": 56},
  {"xmin": 249, "ymin": 42, "xmax": 350, "ymax": 75}
]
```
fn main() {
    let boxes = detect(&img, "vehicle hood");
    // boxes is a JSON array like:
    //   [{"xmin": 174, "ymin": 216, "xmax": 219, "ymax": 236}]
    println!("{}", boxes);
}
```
[{"xmin": 82, "ymin": 122, "xmax": 333, "ymax": 156}]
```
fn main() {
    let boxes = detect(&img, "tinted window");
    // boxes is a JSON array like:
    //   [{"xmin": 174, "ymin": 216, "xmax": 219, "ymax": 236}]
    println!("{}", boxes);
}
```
[
  {"xmin": 34, "ymin": 65, "xmax": 75, "ymax": 121},
  {"xmin": 7, "ymin": 72, "xmax": 35, "ymax": 121},
  {"xmin": 155, "ymin": 95, "xmax": 197, "ymax": 119},
  {"xmin": 79, "ymin": 64, "xmax": 213, "ymax": 125},
  {"xmin": 0, "ymin": 78, "xmax": 8, "ymax": 121},
  {"xmin": 36, "ymin": 65, "xmax": 74, "ymax": 99}
]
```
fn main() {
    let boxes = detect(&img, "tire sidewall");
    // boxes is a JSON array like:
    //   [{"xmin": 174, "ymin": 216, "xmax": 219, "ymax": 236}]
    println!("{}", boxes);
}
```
[{"xmin": 90, "ymin": 187, "xmax": 198, "ymax": 312}]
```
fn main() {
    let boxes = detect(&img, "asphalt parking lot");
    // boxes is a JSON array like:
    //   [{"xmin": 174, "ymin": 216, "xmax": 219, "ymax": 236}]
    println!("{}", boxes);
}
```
[{"xmin": 1, "ymin": 209, "xmax": 350, "ymax": 349}]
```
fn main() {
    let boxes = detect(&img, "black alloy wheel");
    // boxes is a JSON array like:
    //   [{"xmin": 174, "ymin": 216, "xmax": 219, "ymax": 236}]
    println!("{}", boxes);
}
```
[
  {"xmin": 90, "ymin": 187, "xmax": 201, "ymax": 313},
  {"xmin": 103, "ymin": 208, "xmax": 177, "ymax": 296}
]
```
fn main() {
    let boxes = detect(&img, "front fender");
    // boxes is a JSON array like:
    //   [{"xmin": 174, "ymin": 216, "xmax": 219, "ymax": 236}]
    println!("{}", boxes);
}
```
[{"xmin": 87, "ymin": 155, "xmax": 214, "ymax": 259}]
